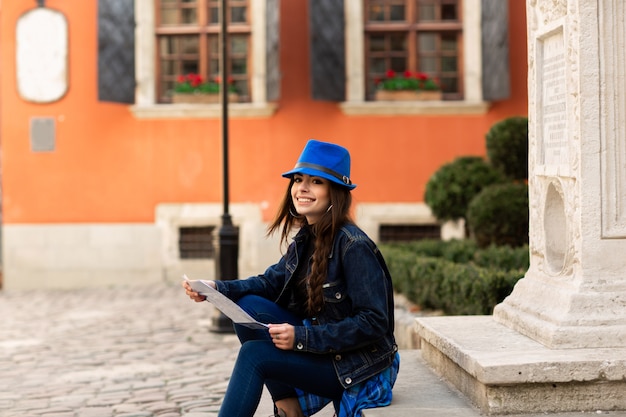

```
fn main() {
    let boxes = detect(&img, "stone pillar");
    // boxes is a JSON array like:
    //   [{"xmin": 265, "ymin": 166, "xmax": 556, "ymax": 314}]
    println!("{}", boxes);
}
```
[
  {"xmin": 415, "ymin": 1, "xmax": 626, "ymax": 413},
  {"xmin": 493, "ymin": 0, "xmax": 626, "ymax": 349}
]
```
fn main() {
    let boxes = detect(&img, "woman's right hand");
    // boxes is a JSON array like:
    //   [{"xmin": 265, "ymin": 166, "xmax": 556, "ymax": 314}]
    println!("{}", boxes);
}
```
[{"xmin": 181, "ymin": 280, "xmax": 211, "ymax": 302}]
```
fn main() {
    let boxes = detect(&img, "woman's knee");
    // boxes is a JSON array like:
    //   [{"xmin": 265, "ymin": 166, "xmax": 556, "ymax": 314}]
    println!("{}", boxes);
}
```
[
  {"xmin": 238, "ymin": 340, "xmax": 275, "ymax": 364},
  {"xmin": 237, "ymin": 294, "xmax": 268, "ymax": 312},
  {"xmin": 236, "ymin": 295, "xmax": 299, "ymax": 326}
]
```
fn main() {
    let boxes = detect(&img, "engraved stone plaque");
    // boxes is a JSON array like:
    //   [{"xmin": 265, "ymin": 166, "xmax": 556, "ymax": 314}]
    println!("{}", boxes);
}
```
[{"xmin": 538, "ymin": 31, "xmax": 568, "ymax": 169}]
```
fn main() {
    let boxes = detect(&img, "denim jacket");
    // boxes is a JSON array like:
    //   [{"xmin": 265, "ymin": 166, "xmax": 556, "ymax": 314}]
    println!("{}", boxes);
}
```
[{"xmin": 215, "ymin": 223, "xmax": 398, "ymax": 389}]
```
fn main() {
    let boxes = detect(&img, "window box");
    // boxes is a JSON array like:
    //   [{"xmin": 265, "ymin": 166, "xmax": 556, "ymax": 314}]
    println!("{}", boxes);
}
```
[
  {"xmin": 374, "ymin": 90, "xmax": 442, "ymax": 102},
  {"xmin": 171, "ymin": 93, "xmax": 240, "ymax": 104}
]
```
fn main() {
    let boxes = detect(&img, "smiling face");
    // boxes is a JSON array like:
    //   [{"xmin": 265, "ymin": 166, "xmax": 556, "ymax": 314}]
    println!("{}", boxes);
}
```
[{"xmin": 291, "ymin": 174, "xmax": 331, "ymax": 225}]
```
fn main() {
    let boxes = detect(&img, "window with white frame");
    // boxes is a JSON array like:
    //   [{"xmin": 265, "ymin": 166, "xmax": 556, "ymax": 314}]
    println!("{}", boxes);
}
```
[
  {"xmin": 123, "ymin": 0, "xmax": 279, "ymax": 117},
  {"xmin": 338, "ymin": 0, "xmax": 509, "ymax": 108},
  {"xmin": 155, "ymin": 0, "xmax": 251, "ymax": 103},
  {"xmin": 363, "ymin": 0, "xmax": 463, "ymax": 100}
]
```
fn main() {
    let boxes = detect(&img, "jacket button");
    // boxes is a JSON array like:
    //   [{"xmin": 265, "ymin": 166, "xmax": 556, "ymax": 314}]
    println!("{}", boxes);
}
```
[
  {"xmin": 335, "ymin": 354, "xmax": 342, "ymax": 361},
  {"xmin": 296, "ymin": 342, "xmax": 304, "ymax": 350},
  {"xmin": 335, "ymin": 292, "xmax": 341, "ymax": 299},
  {"xmin": 345, "ymin": 377, "xmax": 352, "ymax": 385}
]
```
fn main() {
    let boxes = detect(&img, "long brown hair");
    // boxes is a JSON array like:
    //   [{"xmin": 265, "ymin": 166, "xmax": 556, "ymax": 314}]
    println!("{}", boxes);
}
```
[{"xmin": 268, "ymin": 178, "xmax": 353, "ymax": 315}]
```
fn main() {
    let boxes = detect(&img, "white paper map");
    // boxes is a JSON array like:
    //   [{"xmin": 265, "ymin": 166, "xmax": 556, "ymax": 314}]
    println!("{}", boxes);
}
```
[{"xmin": 183, "ymin": 275, "xmax": 269, "ymax": 329}]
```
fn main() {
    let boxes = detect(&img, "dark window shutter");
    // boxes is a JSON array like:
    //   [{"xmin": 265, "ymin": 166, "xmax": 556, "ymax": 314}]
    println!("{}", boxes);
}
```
[
  {"xmin": 98, "ymin": 0, "xmax": 135, "ymax": 104},
  {"xmin": 481, "ymin": 0, "xmax": 510, "ymax": 101},
  {"xmin": 266, "ymin": 0, "xmax": 280, "ymax": 101},
  {"xmin": 309, "ymin": 0, "xmax": 346, "ymax": 101}
]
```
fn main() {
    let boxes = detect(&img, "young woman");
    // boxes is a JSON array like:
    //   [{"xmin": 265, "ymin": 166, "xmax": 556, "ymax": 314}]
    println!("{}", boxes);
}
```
[{"xmin": 183, "ymin": 140, "xmax": 399, "ymax": 417}]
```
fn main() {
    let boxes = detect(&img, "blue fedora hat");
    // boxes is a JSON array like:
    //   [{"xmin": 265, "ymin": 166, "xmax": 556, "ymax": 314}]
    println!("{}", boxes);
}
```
[{"xmin": 282, "ymin": 139, "xmax": 356, "ymax": 189}]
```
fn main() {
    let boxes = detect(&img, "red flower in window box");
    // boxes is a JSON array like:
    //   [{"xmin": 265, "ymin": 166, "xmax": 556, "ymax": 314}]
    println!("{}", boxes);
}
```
[
  {"xmin": 172, "ymin": 73, "xmax": 240, "ymax": 104},
  {"xmin": 375, "ymin": 69, "xmax": 441, "ymax": 101},
  {"xmin": 376, "ymin": 69, "xmax": 440, "ymax": 92},
  {"xmin": 174, "ymin": 73, "xmax": 238, "ymax": 94}
]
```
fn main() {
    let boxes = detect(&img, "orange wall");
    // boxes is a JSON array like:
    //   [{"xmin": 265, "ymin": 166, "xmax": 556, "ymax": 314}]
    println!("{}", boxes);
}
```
[{"xmin": 1, "ymin": 0, "xmax": 527, "ymax": 224}]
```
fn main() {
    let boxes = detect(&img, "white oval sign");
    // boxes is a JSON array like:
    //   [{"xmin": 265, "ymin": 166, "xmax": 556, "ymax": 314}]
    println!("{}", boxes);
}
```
[{"xmin": 16, "ymin": 7, "xmax": 68, "ymax": 103}]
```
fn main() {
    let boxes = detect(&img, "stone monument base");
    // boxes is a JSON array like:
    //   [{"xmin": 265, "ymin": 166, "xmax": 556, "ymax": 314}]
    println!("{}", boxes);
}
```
[{"xmin": 415, "ymin": 316, "xmax": 626, "ymax": 415}]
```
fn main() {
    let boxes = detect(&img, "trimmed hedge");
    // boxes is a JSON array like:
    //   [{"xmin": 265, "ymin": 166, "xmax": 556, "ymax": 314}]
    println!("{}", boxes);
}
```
[
  {"xmin": 486, "ymin": 116, "xmax": 529, "ymax": 181},
  {"xmin": 382, "ymin": 240, "xmax": 528, "ymax": 315},
  {"xmin": 424, "ymin": 156, "xmax": 506, "ymax": 222}
]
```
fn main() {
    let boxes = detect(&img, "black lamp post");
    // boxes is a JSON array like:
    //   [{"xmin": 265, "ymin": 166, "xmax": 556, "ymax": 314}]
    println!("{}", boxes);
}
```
[{"xmin": 211, "ymin": 0, "xmax": 239, "ymax": 333}]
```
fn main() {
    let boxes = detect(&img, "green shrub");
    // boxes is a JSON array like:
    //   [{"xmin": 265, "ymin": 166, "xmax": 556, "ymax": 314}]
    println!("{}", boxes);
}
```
[
  {"xmin": 381, "ymin": 241, "xmax": 528, "ymax": 315},
  {"xmin": 424, "ymin": 156, "xmax": 506, "ymax": 223},
  {"xmin": 486, "ymin": 116, "xmax": 529, "ymax": 180},
  {"xmin": 438, "ymin": 239, "xmax": 478, "ymax": 263},
  {"xmin": 384, "ymin": 239, "xmax": 460, "ymax": 258},
  {"xmin": 385, "ymin": 238, "xmax": 529, "ymax": 270},
  {"xmin": 466, "ymin": 182, "xmax": 529, "ymax": 248},
  {"xmin": 382, "ymin": 249, "xmax": 524, "ymax": 315},
  {"xmin": 408, "ymin": 257, "xmax": 444, "ymax": 309}
]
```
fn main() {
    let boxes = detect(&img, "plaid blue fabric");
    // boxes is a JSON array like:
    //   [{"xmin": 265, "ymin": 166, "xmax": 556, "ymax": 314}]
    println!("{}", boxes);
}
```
[{"xmin": 297, "ymin": 352, "xmax": 400, "ymax": 417}]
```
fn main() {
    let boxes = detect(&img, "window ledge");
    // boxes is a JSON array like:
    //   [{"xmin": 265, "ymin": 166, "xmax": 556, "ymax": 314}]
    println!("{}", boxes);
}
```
[
  {"xmin": 339, "ymin": 100, "xmax": 491, "ymax": 116},
  {"xmin": 130, "ymin": 102, "xmax": 279, "ymax": 119}
]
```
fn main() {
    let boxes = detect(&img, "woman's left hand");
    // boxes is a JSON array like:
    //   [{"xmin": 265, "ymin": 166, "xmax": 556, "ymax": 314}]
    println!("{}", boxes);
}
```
[{"xmin": 268, "ymin": 323, "xmax": 295, "ymax": 350}]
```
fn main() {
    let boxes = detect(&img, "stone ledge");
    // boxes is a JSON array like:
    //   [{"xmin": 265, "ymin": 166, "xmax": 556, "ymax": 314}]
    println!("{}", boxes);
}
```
[
  {"xmin": 415, "ymin": 316, "xmax": 626, "ymax": 415},
  {"xmin": 394, "ymin": 307, "xmax": 422, "ymax": 350}
]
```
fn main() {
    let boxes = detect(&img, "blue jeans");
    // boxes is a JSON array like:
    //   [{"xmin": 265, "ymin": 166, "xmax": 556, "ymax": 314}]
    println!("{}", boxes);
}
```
[{"xmin": 218, "ymin": 295, "xmax": 344, "ymax": 417}]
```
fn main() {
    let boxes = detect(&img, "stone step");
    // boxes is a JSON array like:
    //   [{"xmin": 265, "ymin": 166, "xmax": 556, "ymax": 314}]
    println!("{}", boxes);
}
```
[
  {"xmin": 416, "ymin": 316, "xmax": 626, "ymax": 416},
  {"xmin": 365, "ymin": 349, "xmax": 626, "ymax": 417},
  {"xmin": 363, "ymin": 349, "xmax": 482, "ymax": 417}
]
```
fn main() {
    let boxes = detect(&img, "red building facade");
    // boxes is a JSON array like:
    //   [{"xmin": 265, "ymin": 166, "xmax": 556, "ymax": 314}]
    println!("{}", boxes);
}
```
[{"xmin": 0, "ymin": 0, "xmax": 528, "ymax": 289}]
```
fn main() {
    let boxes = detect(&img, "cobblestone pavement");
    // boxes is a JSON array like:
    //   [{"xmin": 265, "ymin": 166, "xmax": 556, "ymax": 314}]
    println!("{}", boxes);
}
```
[{"xmin": 0, "ymin": 282, "xmax": 336, "ymax": 417}]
